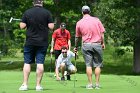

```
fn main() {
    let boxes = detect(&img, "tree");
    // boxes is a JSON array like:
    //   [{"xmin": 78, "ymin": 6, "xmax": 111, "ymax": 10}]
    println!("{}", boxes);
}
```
[
  {"xmin": 94, "ymin": 0, "xmax": 140, "ymax": 73},
  {"xmin": 1, "ymin": 0, "xmax": 139, "ymax": 73},
  {"xmin": 133, "ymin": 0, "xmax": 140, "ymax": 73},
  {"xmin": 0, "ymin": 0, "xmax": 17, "ymax": 55}
]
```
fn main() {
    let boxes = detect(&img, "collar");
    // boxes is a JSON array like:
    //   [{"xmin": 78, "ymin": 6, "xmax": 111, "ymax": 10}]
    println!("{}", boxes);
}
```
[
  {"xmin": 83, "ymin": 14, "xmax": 90, "ymax": 18},
  {"xmin": 34, "ymin": 5, "xmax": 43, "ymax": 7},
  {"xmin": 59, "ymin": 28, "xmax": 66, "ymax": 33}
]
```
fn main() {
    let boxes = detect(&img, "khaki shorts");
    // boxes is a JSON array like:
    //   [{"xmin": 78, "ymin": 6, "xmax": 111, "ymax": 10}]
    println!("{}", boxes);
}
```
[
  {"xmin": 82, "ymin": 43, "xmax": 103, "ymax": 67},
  {"xmin": 59, "ymin": 63, "xmax": 76, "ymax": 72}
]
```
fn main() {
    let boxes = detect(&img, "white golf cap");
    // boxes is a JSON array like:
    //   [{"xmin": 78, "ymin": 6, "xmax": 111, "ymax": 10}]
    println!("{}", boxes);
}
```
[{"xmin": 82, "ymin": 5, "xmax": 90, "ymax": 12}]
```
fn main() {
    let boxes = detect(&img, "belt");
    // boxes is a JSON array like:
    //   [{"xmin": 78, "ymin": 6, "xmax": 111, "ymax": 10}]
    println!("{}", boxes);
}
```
[{"xmin": 83, "ymin": 42, "xmax": 101, "ymax": 44}]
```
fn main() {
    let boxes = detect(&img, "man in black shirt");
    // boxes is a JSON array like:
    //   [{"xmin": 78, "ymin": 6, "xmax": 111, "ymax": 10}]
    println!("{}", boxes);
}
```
[{"xmin": 19, "ymin": 0, "xmax": 54, "ymax": 91}]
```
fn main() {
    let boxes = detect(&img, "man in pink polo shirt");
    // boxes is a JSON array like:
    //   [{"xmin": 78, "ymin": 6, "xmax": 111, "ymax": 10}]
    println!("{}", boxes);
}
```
[{"xmin": 75, "ymin": 5, "xmax": 105, "ymax": 89}]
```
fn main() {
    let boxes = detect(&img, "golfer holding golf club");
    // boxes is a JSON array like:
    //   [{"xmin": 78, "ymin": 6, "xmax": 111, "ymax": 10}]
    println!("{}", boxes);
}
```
[
  {"xmin": 74, "ymin": 5, "xmax": 105, "ymax": 89},
  {"xmin": 55, "ymin": 46, "xmax": 77, "ymax": 81},
  {"xmin": 19, "ymin": 0, "xmax": 54, "ymax": 91}
]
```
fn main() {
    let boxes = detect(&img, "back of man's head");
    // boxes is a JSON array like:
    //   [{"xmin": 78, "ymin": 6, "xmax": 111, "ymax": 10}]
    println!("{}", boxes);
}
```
[
  {"xmin": 82, "ymin": 5, "xmax": 90, "ymax": 14},
  {"xmin": 33, "ymin": 0, "xmax": 43, "ymax": 6}
]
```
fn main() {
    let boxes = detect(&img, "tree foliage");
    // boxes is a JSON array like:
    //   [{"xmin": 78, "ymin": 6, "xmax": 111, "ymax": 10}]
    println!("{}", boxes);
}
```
[
  {"xmin": 0, "ymin": 0, "xmax": 139, "ymax": 56},
  {"xmin": 93, "ymin": 0, "xmax": 140, "ymax": 46}
]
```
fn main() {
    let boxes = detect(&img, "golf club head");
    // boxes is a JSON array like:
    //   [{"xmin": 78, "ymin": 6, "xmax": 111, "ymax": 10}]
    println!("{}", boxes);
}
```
[
  {"xmin": 9, "ymin": 17, "xmax": 13, "ymax": 23},
  {"xmin": 13, "ymin": 18, "xmax": 21, "ymax": 21}
]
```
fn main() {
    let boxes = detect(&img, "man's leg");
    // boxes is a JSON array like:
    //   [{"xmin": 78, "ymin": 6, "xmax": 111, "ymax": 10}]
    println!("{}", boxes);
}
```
[
  {"xmin": 54, "ymin": 59, "xmax": 58, "ymax": 77},
  {"xmin": 86, "ymin": 67, "xmax": 93, "ymax": 84},
  {"xmin": 95, "ymin": 67, "xmax": 101, "ymax": 85},
  {"xmin": 82, "ymin": 44, "xmax": 94, "ymax": 89},
  {"xmin": 67, "ymin": 65, "xmax": 77, "ymax": 80},
  {"xmin": 35, "ymin": 46, "xmax": 48, "ymax": 91},
  {"xmin": 68, "ymin": 64, "xmax": 77, "ymax": 74},
  {"xmin": 54, "ymin": 50, "xmax": 61, "ymax": 76},
  {"xmin": 60, "ymin": 63, "xmax": 66, "ymax": 77},
  {"xmin": 69, "ymin": 67, "xmax": 77, "ymax": 74},
  {"xmin": 19, "ymin": 63, "xmax": 31, "ymax": 90},
  {"xmin": 36, "ymin": 64, "xmax": 44, "ymax": 86},
  {"xmin": 59, "ymin": 63, "xmax": 66, "ymax": 80},
  {"xmin": 23, "ymin": 63, "xmax": 31, "ymax": 85}
]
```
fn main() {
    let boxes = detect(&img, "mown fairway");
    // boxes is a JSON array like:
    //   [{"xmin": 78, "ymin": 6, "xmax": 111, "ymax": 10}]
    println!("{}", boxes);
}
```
[{"xmin": 0, "ymin": 71, "xmax": 139, "ymax": 93}]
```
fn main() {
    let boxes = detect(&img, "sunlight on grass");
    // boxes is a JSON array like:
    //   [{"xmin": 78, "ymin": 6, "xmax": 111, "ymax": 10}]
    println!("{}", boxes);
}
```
[{"xmin": 0, "ymin": 71, "xmax": 139, "ymax": 93}]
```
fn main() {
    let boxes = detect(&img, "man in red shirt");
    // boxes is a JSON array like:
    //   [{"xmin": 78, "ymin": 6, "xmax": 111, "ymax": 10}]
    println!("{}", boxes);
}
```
[{"xmin": 50, "ymin": 22, "xmax": 71, "ymax": 80}]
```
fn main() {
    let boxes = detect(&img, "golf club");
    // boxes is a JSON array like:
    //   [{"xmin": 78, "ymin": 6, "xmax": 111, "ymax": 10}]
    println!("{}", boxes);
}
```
[
  {"xmin": 9, "ymin": 17, "xmax": 21, "ymax": 23},
  {"xmin": 74, "ymin": 52, "xmax": 77, "ymax": 88},
  {"xmin": 50, "ymin": 52, "xmax": 53, "ymax": 73},
  {"xmin": 49, "ymin": 52, "xmax": 53, "ymax": 77}
]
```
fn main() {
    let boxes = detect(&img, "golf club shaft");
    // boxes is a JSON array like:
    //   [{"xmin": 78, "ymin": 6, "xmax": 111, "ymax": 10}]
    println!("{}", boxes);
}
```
[
  {"xmin": 50, "ymin": 53, "xmax": 53, "ymax": 73},
  {"xmin": 9, "ymin": 17, "xmax": 21, "ymax": 23},
  {"xmin": 74, "ymin": 53, "xmax": 77, "ymax": 88}
]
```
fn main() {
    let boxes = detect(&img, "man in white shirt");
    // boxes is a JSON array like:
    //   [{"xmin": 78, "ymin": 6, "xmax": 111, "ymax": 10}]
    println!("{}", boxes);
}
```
[{"xmin": 55, "ymin": 46, "xmax": 77, "ymax": 80}]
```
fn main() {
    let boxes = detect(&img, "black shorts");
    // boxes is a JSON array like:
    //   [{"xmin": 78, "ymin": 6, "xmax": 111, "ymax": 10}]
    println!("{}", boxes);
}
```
[
  {"xmin": 24, "ymin": 45, "xmax": 48, "ymax": 64},
  {"xmin": 54, "ymin": 50, "xmax": 61, "ymax": 59}
]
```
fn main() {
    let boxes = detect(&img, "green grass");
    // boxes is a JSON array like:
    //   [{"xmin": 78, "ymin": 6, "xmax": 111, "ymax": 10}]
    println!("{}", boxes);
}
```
[
  {"xmin": 0, "ymin": 51, "xmax": 134, "ymax": 75},
  {"xmin": 0, "ymin": 45, "xmax": 139, "ymax": 93},
  {"xmin": 0, "ymin": 71, "xmax": 139, "ymax": 93}
]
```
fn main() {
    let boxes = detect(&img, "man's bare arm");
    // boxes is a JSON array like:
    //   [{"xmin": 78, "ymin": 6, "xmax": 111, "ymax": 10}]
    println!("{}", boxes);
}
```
[
  {"xmin": 50, "ymin": 38, "xmax": 55, "ymax": 53},
  {"xmin": 68, "ymin": 39, "xmax": 71, "ymax": 50},
  {"xmin": 20, "ymin": 22, "xmax": 26, "ymax": 29},
  {"xmin": 48, "ymin": 23, "xmax": 54, "ymax": 31}
]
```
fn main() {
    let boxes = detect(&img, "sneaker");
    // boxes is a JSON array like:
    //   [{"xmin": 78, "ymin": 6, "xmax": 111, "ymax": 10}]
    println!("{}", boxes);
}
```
[
  {"xmin": 64, "ymin": 71, "xmax": 67, "ymax": 76},
  {"xmin": 86, "ymin": 84, "xmax": 93, "ymax": 89},
  {"xmin": 67, "ymin": 74, "xmax": 71, "ymax": 80},
  {"xmin": 61, "ymin": 77, "xmax": 65, "ymax": 81},
  {"xmin": 19, "ymin": 84, "xmax": 28, "ymax": 91},
  {"xmin": 36, "ymin": 86, "xmax": 43, "ymax": 91},
  {"xmin": 95, "ymin": 84, "xmax": 101, "ymax": 89}
]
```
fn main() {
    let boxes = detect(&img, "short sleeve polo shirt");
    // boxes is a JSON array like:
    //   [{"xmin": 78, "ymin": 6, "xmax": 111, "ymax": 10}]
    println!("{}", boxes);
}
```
[
  {"xmin": 52, "ymin": 28, "xmax": 71, "ymax": 50},
  {"xmin": 76, "ymin": 15, "xmax": 105, "ymax": 43}
]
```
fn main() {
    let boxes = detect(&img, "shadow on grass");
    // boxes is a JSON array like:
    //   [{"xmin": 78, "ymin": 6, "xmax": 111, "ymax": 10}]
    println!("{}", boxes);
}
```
[
  {"xmin": 28, "ymin": 88, "xmax": 53, "ymax": 91},
  {"xmin": 0, "ymin": 60, "xmax": 139, "ymax": 75}
]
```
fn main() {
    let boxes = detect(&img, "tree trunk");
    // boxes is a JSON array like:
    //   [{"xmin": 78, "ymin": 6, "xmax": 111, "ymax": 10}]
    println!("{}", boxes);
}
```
[
  {"xmin": 133, "ymin": 0, "xmax": 140, "ymax": 73},
  {"xmin": 133, "ymin": 38, "xmax": 140, "ymax": 73},
  {"xmin": 53, "ymin": 0, "xmax": 61, "ymax": 28}
]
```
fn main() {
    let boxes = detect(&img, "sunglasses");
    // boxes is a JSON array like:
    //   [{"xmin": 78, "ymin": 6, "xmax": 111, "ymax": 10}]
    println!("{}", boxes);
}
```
[{"xmin": 62, "ymin": 52, "xmax": 67, "ymax": 54}]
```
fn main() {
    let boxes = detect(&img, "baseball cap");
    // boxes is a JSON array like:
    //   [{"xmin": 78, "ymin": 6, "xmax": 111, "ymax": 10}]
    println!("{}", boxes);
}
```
[
  {"xmin": 33, "ymin": 0, "xmax": 43, "ymax": 4},
  {"xmin": 82, "ymin": 5, "xmax": 90, "ymax": 12},
  {"xmin": 60, "ymin": 23, "xmax": 66, "ymax": 29}
]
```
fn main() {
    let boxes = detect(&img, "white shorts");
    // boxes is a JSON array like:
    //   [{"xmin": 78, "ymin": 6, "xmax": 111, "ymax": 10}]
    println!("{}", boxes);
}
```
[
  {"xmin": 66, "ymin": 64, "xmax": 75, "ymax": 71},
  {"xmin": 59, "ymin": 63, "xmax": 75, "ymax": 72}
]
